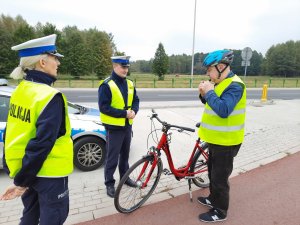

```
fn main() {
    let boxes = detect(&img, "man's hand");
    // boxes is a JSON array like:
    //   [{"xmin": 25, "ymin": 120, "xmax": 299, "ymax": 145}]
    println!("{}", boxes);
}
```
[
  {"xmin": 0, "ymin": 184, "xmax": 28, "ymax": 201},
  {"xmin": 198, "ymin": 81, "xmax": 214, "ymax": 97},
  {"xmin": 126, "ymin": 110, "xmax": 136, "ymax": 119}
]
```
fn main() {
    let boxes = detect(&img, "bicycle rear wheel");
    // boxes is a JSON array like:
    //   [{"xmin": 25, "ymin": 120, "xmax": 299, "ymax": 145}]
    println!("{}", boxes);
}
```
[
  {"xmin": 190, "ymin": 148, "xmax": 209, "ymax": 188},
  {"xmin": 114, "ymin": 155, "xmax": 163, "ymax": 213}
]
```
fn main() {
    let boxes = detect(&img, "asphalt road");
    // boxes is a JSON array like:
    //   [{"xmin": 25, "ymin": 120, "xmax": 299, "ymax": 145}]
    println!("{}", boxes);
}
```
[{"xmin": 60, "ymin": 88, "xmax": 300, "ymax": 103}]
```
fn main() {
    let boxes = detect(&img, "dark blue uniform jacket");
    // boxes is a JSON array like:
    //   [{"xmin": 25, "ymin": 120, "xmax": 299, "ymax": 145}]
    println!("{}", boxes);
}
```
[{"xmin": 98, "ymin": 71, "xmax": 139, "ymax": 130}]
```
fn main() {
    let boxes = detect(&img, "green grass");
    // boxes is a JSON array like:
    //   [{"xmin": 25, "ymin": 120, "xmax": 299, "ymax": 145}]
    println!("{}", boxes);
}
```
[{"xmin": 5, "ymin": 73, "xmax": 300, "ymax": 88}]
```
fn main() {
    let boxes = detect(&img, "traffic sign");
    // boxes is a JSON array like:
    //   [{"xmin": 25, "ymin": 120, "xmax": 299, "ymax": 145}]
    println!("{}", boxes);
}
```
[
  {"xmin": 241, "ymin": 47, "xmax": 253, "ymax": 60},
  {"xmin": 242, "ymin": 61, "xmax": 250, "ymax": 66}
]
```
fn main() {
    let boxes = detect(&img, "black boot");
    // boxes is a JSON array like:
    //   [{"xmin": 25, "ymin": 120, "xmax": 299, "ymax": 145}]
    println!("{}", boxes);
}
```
[{"xmin": 106, "ymin": 186, "xmax": 115, "ymax": 198}]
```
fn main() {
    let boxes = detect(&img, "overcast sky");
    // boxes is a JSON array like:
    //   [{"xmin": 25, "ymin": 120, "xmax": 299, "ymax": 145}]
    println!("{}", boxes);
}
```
[{"xmin": 2, "ymin": 0, "xmax": 300, "ymax": 60}]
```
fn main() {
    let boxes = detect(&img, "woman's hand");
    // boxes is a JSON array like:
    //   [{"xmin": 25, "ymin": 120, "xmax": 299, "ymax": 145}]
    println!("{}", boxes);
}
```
[{"xmin": 0, "ymin": 184, "xmax": 28, "ymax": 200}]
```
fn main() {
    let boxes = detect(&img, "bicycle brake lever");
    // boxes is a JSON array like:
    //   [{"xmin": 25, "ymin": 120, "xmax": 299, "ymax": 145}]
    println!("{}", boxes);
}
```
[{"xmin": 149, "ymin": 113, "xmax": 157, "ymax": 118}]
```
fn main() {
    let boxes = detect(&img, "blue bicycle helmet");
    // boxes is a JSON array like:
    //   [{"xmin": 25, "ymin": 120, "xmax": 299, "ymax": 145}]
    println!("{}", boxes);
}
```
[{"xmin": 203, "ymin": 50, "xmax": 234, "ymax": 68}]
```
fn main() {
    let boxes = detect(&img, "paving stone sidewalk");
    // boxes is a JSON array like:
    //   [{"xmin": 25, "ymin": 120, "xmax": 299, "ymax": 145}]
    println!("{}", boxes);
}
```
[{"xmin": 0, "ymin": 99, "xmax": 299, "ymax": 225}]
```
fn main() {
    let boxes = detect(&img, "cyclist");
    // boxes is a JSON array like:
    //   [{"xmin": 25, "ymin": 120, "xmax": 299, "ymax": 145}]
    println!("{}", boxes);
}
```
[{"xmin": 197, "ymin": 50, "xmax": 246, "ymax": 222}]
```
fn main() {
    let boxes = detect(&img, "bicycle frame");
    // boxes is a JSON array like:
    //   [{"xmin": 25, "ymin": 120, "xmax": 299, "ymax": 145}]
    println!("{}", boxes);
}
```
[
  {"xmin": 138, "ymin": 126, "xmax": 208, "ymax": 189},
  {"xmin": 156, "ymin": 132, "xmax": 208, "ymax": 179}
]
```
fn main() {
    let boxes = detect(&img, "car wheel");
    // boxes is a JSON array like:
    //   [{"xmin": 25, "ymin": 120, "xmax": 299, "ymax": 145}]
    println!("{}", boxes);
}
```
[{"xmin": 74, "ymin": 136, "xmax": 106, "ymax": 171}]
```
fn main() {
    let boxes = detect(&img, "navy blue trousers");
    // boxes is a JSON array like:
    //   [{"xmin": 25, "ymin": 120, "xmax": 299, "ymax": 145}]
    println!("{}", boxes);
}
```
[
  {"xmin": 20, "ymin": 177, "xmax": 69, "ymax": 225},
  {"xmin": 207, "ymin": 143, "xmax": 241, "ymax": 215},
  {"xmin": 104, "ymin": 126, "xmax": 132, "ymax": 187}
]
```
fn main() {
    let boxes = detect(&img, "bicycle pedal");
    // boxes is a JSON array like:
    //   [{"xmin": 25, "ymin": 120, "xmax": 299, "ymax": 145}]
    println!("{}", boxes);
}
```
[{"xmin": 163, "ymin": 168, "xmax": 172, "ymax": 175}]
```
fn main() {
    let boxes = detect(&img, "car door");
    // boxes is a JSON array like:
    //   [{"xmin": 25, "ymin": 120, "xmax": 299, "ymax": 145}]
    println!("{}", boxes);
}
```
[{"xmin": 0, "ymin": 94, "xmax": 10, "ymax": 168}]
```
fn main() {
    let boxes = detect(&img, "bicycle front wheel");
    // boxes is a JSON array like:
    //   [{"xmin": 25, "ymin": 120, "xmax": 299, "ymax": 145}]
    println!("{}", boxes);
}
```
[
  {"xmin": 190, "ymin": 148, "xmax": 210, "ymax": 188},
  {"xmin": 114, "ymin": 155, "xmax": 163, "ymax": 213}
]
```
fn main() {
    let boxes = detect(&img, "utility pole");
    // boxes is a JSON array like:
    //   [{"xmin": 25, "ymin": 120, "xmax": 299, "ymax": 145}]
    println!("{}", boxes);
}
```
[{"xmin": 191, "ymin": 0, "xmax": 197, "ymax": 88}]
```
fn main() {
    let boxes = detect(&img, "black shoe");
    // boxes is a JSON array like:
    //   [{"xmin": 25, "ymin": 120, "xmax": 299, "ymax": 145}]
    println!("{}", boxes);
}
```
[
  {"xmin": 197, "ymin": 197, "xmax": 213, "ymax": 208},
  {"xmin": 198, "ymin": 208, "xmax": 227, "ymax": 223},
  {"xmin": 106, "ymin": 186, "xmax": 115, "ymax": 198},
  {"xmin": 124, "ymin": 178, "xmax": 137, "ymax": 187}
]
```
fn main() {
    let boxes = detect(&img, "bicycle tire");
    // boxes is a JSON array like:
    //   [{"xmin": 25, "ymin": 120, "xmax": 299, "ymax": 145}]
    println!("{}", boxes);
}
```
[
  {"xmin": 190, "ymin": 147, "xmax": 210, "ymax": 188},
  {"xmin": 114, "ymin": 155, "xmax": 163, "ymax": 213}
]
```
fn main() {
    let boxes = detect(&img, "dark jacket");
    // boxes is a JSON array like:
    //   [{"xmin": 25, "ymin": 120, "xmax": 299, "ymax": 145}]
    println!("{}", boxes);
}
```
[{"xmin": 98, "ymin": 71, "xmax": 139, "ymax": 130}]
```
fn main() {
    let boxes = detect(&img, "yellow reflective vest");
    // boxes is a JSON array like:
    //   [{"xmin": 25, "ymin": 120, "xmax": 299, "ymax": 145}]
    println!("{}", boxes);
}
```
[
  {"xmin": 5, "ymin": 80, "xmax": 73, "ymax": 178},
  {"xmin": 100, "ymin": 78, "xmax": 134, "ymax": 126},
  {"xmin": 198, "ymin": 75, "xmax": 246, "ymax": 146}
]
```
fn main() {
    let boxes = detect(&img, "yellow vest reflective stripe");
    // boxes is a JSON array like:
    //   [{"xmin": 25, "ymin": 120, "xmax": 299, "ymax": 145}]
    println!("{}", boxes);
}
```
[
  {"xmin": 100, "ymin": 78, "xmax": 134, "ymax": 126},
  {"xmin": 5, "ymin": 80, "xmax": 73, "ymax": 178},
  {"xmin": 198, "ymin": 75, "xmax": 246, "ymax": 146}
]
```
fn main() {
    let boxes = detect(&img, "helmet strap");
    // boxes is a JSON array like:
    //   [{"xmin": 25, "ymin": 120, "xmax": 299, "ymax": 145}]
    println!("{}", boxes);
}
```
[{"xmin": 215, "ymin": 64, "xmax": 229, "ymax": 79}]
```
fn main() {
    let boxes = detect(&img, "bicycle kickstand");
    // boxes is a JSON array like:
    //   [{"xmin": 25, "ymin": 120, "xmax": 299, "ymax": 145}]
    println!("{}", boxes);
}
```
[{"xmin": 188, "ymin": 179, "xmax": 193, "ymax": 202}]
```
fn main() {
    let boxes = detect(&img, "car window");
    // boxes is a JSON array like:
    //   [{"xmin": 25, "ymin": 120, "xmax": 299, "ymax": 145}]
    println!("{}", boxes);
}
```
[{"xmin": 0, "ymin": 95, "xmax": 10, "ymax": 122}]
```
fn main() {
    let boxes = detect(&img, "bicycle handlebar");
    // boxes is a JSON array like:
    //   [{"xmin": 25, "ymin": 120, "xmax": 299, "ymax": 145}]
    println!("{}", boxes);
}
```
[{"xmin": 151, "ymin": 109, "xmax": 195, "ymax": 132}]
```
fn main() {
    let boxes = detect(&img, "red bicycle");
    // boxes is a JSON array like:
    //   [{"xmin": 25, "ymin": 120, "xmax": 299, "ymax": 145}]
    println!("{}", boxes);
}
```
[{"xmin": 114, "ymin": 109, "xmax": 209, "ymax": 213}]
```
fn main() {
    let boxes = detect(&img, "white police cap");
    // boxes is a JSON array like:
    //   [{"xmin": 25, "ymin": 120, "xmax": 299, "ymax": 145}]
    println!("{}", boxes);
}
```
[
  {"xmin": 111, "ymin": 55, "xmax": 130, "ymax": 67},
  {"xmin": 11, "ymin": 34, "xmax": 64, "ymax": 58}
]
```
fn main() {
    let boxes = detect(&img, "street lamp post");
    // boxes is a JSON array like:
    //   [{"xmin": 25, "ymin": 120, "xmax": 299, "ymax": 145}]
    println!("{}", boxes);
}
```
[{"xmin": 191, "ymin": 0, "xmax": 197, "ymax": 88}]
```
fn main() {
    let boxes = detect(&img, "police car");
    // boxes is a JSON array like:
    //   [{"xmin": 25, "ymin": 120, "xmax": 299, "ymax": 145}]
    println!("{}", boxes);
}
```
[{"xmin": 0, "ymin": 81, "xmax": 106, "ymax": 172}]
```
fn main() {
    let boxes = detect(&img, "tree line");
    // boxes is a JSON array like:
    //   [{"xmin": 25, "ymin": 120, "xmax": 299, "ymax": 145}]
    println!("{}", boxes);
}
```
[
  {"xmin": 132, "ymin": 41, "xmax": 300, "ymax": 77},
  {"xmin": 0, "ymin": 14, "xmax": 115, "ymax": 79},
  {"xmin": 1, "ymin": 14, "xmax": 299, "ymax": 79}
]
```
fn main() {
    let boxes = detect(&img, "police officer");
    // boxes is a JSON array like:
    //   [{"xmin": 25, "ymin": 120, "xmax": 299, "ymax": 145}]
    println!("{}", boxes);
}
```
[
  {"xmin": 0, "ymin": 34, "xmax": 73, "ymax": 225},
  {"xmin": 197, "ymin": 50, "xmax": 246, "ymax": 222},
  {"xmin": 98, "ymin": 56, "xmax": 139, "ymax": 198}
]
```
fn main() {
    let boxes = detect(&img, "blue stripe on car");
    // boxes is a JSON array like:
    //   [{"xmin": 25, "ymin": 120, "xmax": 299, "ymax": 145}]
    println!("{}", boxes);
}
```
[
  {"xmin": 71, "ymin": 128, "xmax": 106, "ymax": 136},
  {"xmin": 0, "ymin": 129, "xmax": 3, "ymax": 142},
  {"xmin": 71, "ymin": 128, "xmax": 86, "ymax": 136},
  {"xmin": 92, "ymin": 129, "xmax": 106, "ymax": 136}
]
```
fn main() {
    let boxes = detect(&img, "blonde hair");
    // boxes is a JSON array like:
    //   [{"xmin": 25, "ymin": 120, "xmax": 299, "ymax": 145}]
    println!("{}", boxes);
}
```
[{"xmin": 10, "ymin": 54, "xmax": 48, "ymax": 80}]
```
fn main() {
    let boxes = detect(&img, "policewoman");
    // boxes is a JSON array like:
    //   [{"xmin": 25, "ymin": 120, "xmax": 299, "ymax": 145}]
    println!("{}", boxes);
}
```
[
  {"xmin": 0, "ymin": 34, "xmax": 73, "ymax": 225},
  {"xmin": 98, "ymin": 56, "xmax": 139, "ymax": 198},
  {"xmin": 197, "ymin": 50, "xmax": 246, "ymax": 222}
]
